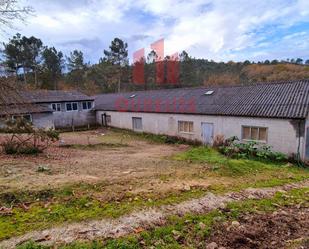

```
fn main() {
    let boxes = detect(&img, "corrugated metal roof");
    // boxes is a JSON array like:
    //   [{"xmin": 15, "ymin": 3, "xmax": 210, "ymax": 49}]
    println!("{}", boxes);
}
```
[
  {"xmin": 3, "ymin": 90, "xmax": 94, "ymax": 105},
  {"xmin": 1, "ymin": 90, "xmax": 93, "ymax": 115},
  {"xmin": 0, "ymin": 103, "xmax": 52, "ymax": 115},
  {"xmin": 21, "ymin": 90, "xmax": 94, "ymax": 103},
  {"xmin": 94, "ymin": 80, "xmax": 309, "ymax": 119}
]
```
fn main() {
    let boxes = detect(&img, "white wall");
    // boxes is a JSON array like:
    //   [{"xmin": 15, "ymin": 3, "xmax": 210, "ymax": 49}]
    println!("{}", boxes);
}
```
[
  {"xmin": 96, "ymin": 111, "xmax": 305, "ymax": 159},
  {"xmin": 304, "ymin": 115, "xmax": 309, "ymax": 159}
]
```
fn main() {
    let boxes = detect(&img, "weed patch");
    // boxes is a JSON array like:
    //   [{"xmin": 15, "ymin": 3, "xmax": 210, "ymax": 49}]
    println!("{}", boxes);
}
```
[
  {"xmin": 109, "ymin": 127, "xmax": 202, "ymax": 145},
  {"xmin": 61, "ymin": 142, "xmax": 128, "ymax": 150},
  {"xmin": 173, "ymin": 146, "xmax": 305, "ymax": 176},
  {"xmin": 0, "ymin": 188, "xmax": 206, "ymax": 240}
]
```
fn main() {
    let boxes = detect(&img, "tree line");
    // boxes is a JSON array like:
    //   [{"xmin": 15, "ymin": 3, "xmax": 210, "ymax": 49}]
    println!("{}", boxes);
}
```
[{"xmin": 1, "ymin": 33, "xmax": 309, "ymax": 94}]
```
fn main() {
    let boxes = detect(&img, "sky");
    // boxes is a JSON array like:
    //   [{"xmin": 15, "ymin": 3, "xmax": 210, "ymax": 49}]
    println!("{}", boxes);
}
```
[{"xmin": 2, "ymin": 0, "xmax": 309, "ymax": 64}]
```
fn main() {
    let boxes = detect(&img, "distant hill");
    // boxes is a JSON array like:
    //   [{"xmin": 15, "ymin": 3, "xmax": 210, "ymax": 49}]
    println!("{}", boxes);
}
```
[
  {"xmin": 115, "ymin": 61, "xmax": 309, "ymax": 93},
  {"xmin": 205, "ymin": 63, "xmax": 309, "ymax": 86}
]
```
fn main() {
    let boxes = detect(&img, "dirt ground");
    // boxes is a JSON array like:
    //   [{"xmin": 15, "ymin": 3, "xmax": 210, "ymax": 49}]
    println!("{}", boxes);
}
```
[
  {"xmin": 206, "ymin": 206, "xmax": 309, "ymax": 249},
  {"xmin": 0, "ymin": 180, "xmax": 308, "ymax": 248},
  {"xmin": 0, "ymin": 129, "xmax": 309, "ymax": 248},
  {"xmin": 0, "ymin": 129, "xmax": 220, "ymax": 196}
]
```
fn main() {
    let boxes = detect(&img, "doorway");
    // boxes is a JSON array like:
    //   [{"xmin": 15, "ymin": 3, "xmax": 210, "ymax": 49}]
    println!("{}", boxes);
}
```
[
  {"xmin": 201, "ymin": 122, "xmax": 214, "ymax": 145},
  {"xmin": 305, "ymin": 127, "xmax": 309, "ymax": 160},
  {"xmin": 101, "ymin": 113, "xmax": 107, "ymax": 126}
]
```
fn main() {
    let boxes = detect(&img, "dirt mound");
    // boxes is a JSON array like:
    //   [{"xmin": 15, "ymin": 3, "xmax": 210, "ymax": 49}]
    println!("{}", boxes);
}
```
[{"xmin": 206, "ymin": 206, "xmax": 309, "ymax": 249}]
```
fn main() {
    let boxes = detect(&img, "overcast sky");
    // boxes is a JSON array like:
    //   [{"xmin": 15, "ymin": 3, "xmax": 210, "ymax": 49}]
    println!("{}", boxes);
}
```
[{"xmin": 3, "ymin": 0, "xmax": 309, "ymax": 63}]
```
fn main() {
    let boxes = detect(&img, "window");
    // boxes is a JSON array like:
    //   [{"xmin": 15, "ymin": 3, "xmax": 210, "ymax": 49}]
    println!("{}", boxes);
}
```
[
  {"xmin": 12, "ymin": 114, "xmax": 32, "ymax": 123},
  {"xmin": 106, "ymin": 115, "xmax": 111, "ymax": 124},
  {"xmin": 242, "ymin": 126, "xmax": 267, "ymax": 142},
  {"xmin": 178, "ymin": 121, "xmax": 194, "ymax": 133},
  {"xmin": 72, "ymin": 102, "xmax": 78, "ymax": 110},
  {"xmin": 87, "ymin": 101, "xmax": 92, "ymax": 109},
  {"xmin": 66, "ymin": 102, "xmax": 78, "ymax": 111},
  {"xmin": 51, "ymin": 103, "xmax": 61, "ymax": 112},
  {"xmin": 82, "ymin": 101, "xmax": 93, "ymax": 110},
  {"xmin": 132, "ymin": 117, "xmax": 142, "ymax": 131}
]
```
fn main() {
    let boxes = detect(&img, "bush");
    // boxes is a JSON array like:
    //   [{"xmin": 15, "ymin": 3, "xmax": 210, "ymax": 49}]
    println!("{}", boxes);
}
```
[
  {"xmin": 1, "ymin": 118, "xmax": 59, "ymax": 155},
  {"xmin": 3, "ymin": 141, "xmax": 42, "ymax": 155},
  {"xmin": 137, "ymin": 131, "xmax": 202, "ymax": 146},
  {"xmin": 219, "ymin": 137, "xmax": 287, "ymax": 162},
  {"xmin": 20, "ymin": 145, "xmax": 42, "ymax": 155},
  {"xmin": 163, "ymin": 135, "xmax": 202, "ymax": 146},
  {"xmin": 2, "ymin": 140, "xmax": 20, "ymax": 154}
]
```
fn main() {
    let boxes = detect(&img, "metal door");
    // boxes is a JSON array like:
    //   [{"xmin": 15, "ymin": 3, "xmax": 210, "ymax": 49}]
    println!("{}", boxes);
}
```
[
  {"xmin": 101, "ymin": 114, "xmax": 107, "ymax": 126},
  {"xmin": 132, "ymin": 117, "xmax": 143, "ymax": 131},
  {"xmin": 201, "ymin": 122, "xmax": 214, "ymax": 145}
]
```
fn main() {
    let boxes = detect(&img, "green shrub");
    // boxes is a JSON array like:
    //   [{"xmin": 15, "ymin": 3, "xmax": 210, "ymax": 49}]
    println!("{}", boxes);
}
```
[
  {"xmin": 219, "ymin": 138, "xmax": 287, "ymax": 162},
  {"xmin": 19, "ymin": 145, "xmax": 42, "ymax": 155},
  {"xmin": 138, "ymin": 131, "xmax": 202, "ymax": 145},
  {"xmin": 2, "ymin": 140, "xmax": 42, "ymax": 155},
  {"xmin": 16, "ymin": 241, "xmax": 49, "ymax": 249}
]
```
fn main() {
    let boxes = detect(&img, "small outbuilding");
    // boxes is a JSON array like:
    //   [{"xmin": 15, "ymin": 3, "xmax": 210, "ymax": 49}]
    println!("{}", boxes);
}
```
[{"xmin": 0, "ymin": 90, "xmax": 95, "ymax": 129}]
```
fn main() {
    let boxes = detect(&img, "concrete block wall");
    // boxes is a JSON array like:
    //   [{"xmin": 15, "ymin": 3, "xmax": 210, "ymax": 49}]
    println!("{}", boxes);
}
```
[
  {"xmin": 96, "ymin": 110, "xmax": 306, "ymax": 159},
  {"xmin": 53, "ymin": 110, "xmax": 96, "ymax": 129},
  {"xmin": 32, "ymin": 113, "xmax": 55, "ymax": 129},
  {"xmin": 0, "ymin": 113, "xmax": 54, "ymax": 130}
]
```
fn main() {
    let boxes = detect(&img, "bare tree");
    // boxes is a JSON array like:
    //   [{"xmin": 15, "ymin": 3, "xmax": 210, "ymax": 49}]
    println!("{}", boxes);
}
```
[
  {"xmin": 0, "ymin": 0, "xmax": 33, "ymax": 110},
  {"xmin": 0, "ymin": 0, "xmax": 33, "ymax": 33}
]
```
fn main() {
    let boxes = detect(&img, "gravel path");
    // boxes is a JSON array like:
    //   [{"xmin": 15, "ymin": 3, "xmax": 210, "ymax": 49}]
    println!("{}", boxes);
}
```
[{"xmin": 1, "ymin": 180, "xmax": 308, "ymax": 248}]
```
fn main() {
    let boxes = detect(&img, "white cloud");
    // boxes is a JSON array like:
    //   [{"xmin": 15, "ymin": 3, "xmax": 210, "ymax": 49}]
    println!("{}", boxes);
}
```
[{"xmin": 3, "ymin": 0, "xmax": 309, "ymax": 62}]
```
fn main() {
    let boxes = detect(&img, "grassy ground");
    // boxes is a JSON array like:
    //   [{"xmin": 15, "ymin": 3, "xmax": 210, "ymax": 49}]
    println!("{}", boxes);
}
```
[
  {"xmin": 173, "ymin": 146, "xmax": 309, "ymax": 191},
  {"xmin": 0, "ymin": 188, "xmax": 207, "ymax": 240},
  {"xmin": 0, "ymin": 129, "xmax": 308, "ymax": 242},
  {"xmin": 16, "ymin": 187, "xmax": 309, "ymax": 249}
]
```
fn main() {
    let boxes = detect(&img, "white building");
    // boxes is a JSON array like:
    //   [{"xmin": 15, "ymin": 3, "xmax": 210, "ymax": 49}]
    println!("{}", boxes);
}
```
[{"xmin": 95, "ymin": 80, "xmax": 309, "ymax": 160}]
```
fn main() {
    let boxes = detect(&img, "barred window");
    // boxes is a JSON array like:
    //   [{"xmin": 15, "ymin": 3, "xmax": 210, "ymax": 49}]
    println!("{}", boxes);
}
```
[{"xmin": 178, "ymin": 121, "xmax": 194, "ymax": 133}]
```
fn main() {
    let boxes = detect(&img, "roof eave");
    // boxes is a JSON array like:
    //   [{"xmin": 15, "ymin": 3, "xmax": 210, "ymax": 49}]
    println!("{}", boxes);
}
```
[{"xmin": 94, "ymin": 108, "xmax": 307, "ymax": 120}]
